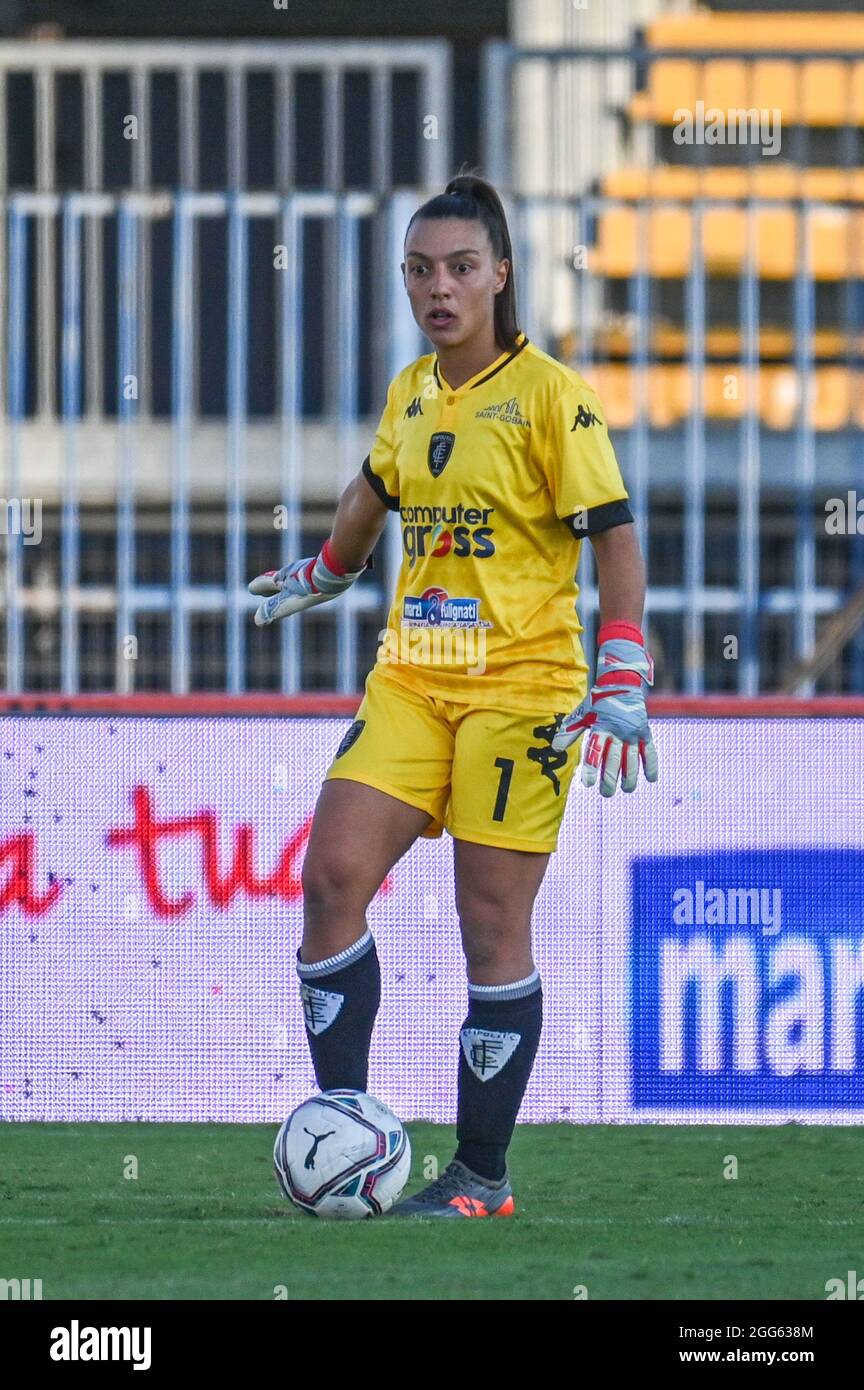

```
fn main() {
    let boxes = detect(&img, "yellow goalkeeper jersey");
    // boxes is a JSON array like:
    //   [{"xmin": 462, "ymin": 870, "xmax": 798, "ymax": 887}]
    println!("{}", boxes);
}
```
[{"xmin": 362, "ymin": 331, "xmax": 633, "ymax": 713}]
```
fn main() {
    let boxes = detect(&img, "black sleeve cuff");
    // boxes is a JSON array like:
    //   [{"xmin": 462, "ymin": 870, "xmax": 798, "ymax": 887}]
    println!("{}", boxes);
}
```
[
  {"xmin": 362, "ymin": 455, "xmax": 400, "ymax": 512},
  {"xmin": 561, "ymin": 498, "xmax": 634, "ymax": 537}
]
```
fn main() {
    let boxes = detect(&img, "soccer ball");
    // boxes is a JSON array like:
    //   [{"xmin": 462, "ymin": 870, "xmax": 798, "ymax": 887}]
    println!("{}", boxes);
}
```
[{"xmin": 273, "ymin": 1089, "xmax": 411, "ymax": 1219}]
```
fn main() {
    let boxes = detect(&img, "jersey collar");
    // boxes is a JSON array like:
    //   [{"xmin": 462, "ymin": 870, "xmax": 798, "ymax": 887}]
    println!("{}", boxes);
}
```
[{"xmin": 432, "ymin": 330, "xmax": 529, "ymax": 394}]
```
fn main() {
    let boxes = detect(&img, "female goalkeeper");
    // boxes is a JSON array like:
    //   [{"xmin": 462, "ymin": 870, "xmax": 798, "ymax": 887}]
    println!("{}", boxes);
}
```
[{"xmin": 250, "ymin": 172, "xmax": 657, "ymax": 1218}]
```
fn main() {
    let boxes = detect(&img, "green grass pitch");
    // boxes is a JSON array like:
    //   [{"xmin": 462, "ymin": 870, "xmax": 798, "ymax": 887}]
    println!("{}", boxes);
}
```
[{"xmin": 2, "ymin": 1123, "xmax": 862, "ymax": 1300}]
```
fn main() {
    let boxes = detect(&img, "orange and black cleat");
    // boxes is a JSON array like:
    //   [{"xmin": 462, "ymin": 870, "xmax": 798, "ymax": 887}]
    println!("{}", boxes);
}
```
[{"xmin": 388, "ymin": 1158, "xmax": 515, "ymax": 1218}]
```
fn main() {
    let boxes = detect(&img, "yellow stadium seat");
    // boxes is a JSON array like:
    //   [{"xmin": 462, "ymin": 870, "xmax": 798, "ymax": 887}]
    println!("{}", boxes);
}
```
[
  {"xmin": 647, "ymin": 13, "xmax": 864, "ymax": 54},
  {"xmin": 802, "ymin": 168, "xmax": 864, "ymax": 201},
  {"xmin": 601, "ymin": 170, "xmax": 647, "ymax": 200},
  {"xmin": 593, "ymin": 207, "xmax": 636, "ymax": 277},
  {"xmin": 759, "ymin": 367, "xmax": 849, "ymax": 430},
  {"xmin": 602, "ymin": 166, "xmax": 864, "ymax": 203},
  {"xmin": 700, "ymin": 60, "xmax": 749, "ymax": 113},
  {"xmin": 703, "ymin": 169, "xmax": 757, "ymax": 200},
  {"xmin": 579, "ymin": 364, "xmax": 860, "ymax": 430},
  {"xmin": 751, "ymin": 61, "xmax": 796, "ymax": 115},
  {"xmin": 759, "ymin": 368, "xmax": 852, "ymax": 430},
  {"xmin": 761, "ymin": 369, "xmax": 796, "ymax": 429},
  {"xmin": 593, "ymin": 206, "xmax": 692, "ymax": 278},
  {"xmin": 633, "ymin": 52, "xmax": 864, "ymax": 125},
  {"xmin": 814, "ymin": 368, "xmax": 853, "ymax": 430},
  {"xmin": 802, "ymin": 61, "xmax": 853, "ymax": 126},
  {"xmin": 756, "ymin": 209, "xmax": 798, "ymax": 278},
  {"xmin": 808, "ymin": 207, "xmax": 850, "ymax": 280},
  {"xmin": 628, "ymin": 90, "xmax": 653, "ymax": 125},
  {"xmin": 651, "ymin": 59, "xmax": 697, "ymax": 119},
  {"xmin": 703, "ymin": 208, "xmax": 751, "ymax": 274},
  {"xmin": 591, "ymin": 322, "xmax": 860, "ymax": 363},
  {"xmin": 594, "ymin": 204, "xmax": 864, "ymax": 279}
]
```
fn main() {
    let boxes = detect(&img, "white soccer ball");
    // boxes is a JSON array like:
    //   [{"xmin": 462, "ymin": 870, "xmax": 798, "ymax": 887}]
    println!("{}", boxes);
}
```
[{"xmin": 273, "ymin": 1089, "xmax": 411, "ymax": 1219}]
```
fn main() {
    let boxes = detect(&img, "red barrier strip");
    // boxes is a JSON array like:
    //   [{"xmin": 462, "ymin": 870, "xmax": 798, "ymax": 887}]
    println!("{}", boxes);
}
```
[{"xmin": 0, "ymin": 693, "xmax": 863, "ymax": 718}]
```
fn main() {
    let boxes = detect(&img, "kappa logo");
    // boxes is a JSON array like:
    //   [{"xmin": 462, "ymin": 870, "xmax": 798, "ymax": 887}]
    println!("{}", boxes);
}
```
[
  {"xmin": 428, "ymin": 431, "xmax": 456, "ymax": 478},
  {"xmin": 571, "ymin": 404, "xmax": 601, "ymax": 429},
  {"xmin": 527, "ymin": 715, "xmax": 570, "ymax": 795},
  {"xmin": 474, "ymin": 396, "xmax": 530, "ymax": 428},
  {"xmin": 461, "ymin": 1028, "xmax": 522, "ymax": 1081},
  {"xmin": 404, "ymin": 395, "xmax": 424, "ymax": 419}
]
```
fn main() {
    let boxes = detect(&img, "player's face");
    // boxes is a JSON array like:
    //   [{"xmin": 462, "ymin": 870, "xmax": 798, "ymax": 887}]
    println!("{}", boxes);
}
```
[{"xmin": 402, "ymin": 218, "xmax": 509, "ymax": 347}]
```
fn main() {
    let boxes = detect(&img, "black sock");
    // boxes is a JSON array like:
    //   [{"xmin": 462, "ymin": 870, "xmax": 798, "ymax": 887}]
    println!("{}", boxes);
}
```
[
  {"xmin": 455, "ymin": 971, "xmax": 543, "ymax": 1183},
  {"xmin": 296, "ymin": 929, "xmax": 380, "ymax": 1092}
]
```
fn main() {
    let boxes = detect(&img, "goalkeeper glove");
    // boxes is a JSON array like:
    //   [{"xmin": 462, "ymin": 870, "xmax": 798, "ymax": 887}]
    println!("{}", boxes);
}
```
[
  {"xmin": 249, "ymin": 538, "xmax": 369, "ymax": 626},
  {"xmin": 551, "ymin": 620, "xmax": 658, "ymax": 797}
]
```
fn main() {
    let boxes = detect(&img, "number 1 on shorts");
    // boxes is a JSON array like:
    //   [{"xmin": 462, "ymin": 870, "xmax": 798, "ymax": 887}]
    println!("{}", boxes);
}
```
[{"xmin": 492, "ymin": 756, "xmax": 514, "ymax": 822}]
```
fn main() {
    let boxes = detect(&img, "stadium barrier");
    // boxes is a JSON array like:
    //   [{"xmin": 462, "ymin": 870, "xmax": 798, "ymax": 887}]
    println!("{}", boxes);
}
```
[
  {"xmin": 2, "ymin": 696, "xmax": 863, "ymax": 1124},
  {"xmin": 3, "ymin": 186, "xmax": 861, "ymax": 701}
]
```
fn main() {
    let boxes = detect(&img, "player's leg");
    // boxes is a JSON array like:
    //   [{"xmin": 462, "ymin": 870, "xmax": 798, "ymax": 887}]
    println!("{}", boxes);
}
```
[
  {"xmin": 390, "ymin": 700, "xmax": 579, "ymax": 1216},
  {"xmin": 301, "ymin": 778, "xmax": 434, "ymax": 962},
  {"xmin": 448, "ymin": 706, "xmax": 578, "ymax": 1192},
  {"xmin": 390, "ymin": 840, "xmax": 550, "ymax": 1217},
  {"xmin": 451, "ymin": 839, "xmax": 550, "ymax": 1186},
  {"xmin": 297, "ymin": 674, "xmax": 454, "ymax": 1092}
]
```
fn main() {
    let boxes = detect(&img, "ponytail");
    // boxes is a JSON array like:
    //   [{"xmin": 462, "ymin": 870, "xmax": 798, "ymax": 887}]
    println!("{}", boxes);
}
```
[{"xmin": 405, "ymin": 167, "xmax": 521, "ymax": 353}]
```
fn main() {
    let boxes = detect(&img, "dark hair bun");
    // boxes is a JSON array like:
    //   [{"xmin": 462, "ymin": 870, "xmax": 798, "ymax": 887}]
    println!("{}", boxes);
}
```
[{"xmin": 445, "ymin": 172, "xmax": 487, "ymax": 201}]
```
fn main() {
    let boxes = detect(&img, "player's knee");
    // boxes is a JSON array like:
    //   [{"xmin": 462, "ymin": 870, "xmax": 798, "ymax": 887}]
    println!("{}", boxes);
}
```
[
  {"xmin": 462, "ymin": 941, "xmax": 529, "ymax": 978},
  {"xmin": 301, "ymin": 848, "xmax": 374, "ymax": 920},
  {"xmin": 454, "ymin": 882, "xmax": 510, "ymax": 930},
  {"xmin": 458, "ymin": 911, "xmax": 529, "ymax": 974},
  {"xmin": 462, "ymin": 938, "xmax": 499, "ymax": 974}
]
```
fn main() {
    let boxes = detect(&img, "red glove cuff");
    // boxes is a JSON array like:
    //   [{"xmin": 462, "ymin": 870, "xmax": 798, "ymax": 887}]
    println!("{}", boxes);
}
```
[
  {"xmin": 596, "ymin": 669, "xmax": 642, "ymax": 689},
  {"xmin": 597, "ymin": 620, "xmax": 645, "ymax": 647},
  {"xmin": 320, "ymin": 537, "xmax": 373, "ymax": 577},
  {"xmin": 320, "ymin": 537, "xmax": 348, "ymax": 577}
]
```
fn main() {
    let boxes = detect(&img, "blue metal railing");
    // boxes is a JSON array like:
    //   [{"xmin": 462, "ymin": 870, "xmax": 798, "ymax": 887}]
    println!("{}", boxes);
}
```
[
  {"xmin": 511, "ymin": 191, "xmax": 863, "ymax": 695},
  {"xmin": 2, "ymin": 187, "xmax": 862, "ymax": 695},
  {"xmin": 484, "ymin": 39, "xmax": 864, "ymax": 695},
  {"xmin": 1, "ymin": 190, "xmax": 421, "ymax": 695}
]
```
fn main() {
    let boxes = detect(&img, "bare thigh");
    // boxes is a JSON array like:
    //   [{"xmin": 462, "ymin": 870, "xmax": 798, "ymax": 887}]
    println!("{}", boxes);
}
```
[
  {"xmin": 454, "ymin": 838, "xmax": 551, "ymax": 984},
  {"xmin": 300, "ymin": 779, "xmax": 433, "ymax": 961}
]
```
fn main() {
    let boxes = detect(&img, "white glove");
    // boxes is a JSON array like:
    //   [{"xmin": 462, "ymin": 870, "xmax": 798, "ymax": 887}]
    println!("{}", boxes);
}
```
[
  {"xmin": 552, "ymin": 621, "xmax": 658, "ymax": 797},
  {"xmin": 250, "ymin": 539, "xmax": 367, "ymax": 626}
]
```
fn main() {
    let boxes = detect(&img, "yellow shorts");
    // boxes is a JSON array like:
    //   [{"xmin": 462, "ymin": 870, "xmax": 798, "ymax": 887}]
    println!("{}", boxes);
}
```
[{"xmin": 323, "ymin": 669, "xmax": 586, "ymax": 853}]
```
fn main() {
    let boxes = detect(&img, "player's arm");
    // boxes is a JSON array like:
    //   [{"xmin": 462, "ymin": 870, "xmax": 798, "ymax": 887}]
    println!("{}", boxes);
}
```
[
  {"xmin": 249, "ymin": 467, "xmax": 391, "ymax": 626},
  {"xmin": 553, "ymin": 517, "xmax": 657, "ymax": 795},
  {"xmin": 541, "ymin": 372, "xmax": 658, "ymax": 796},
  {"xmin": 329, "ymin": 468, "xmax": 392, "ymax": 569},
  {"xmin": 590, "ymin": 521, "xmax": 645, "ymax": 628}
]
